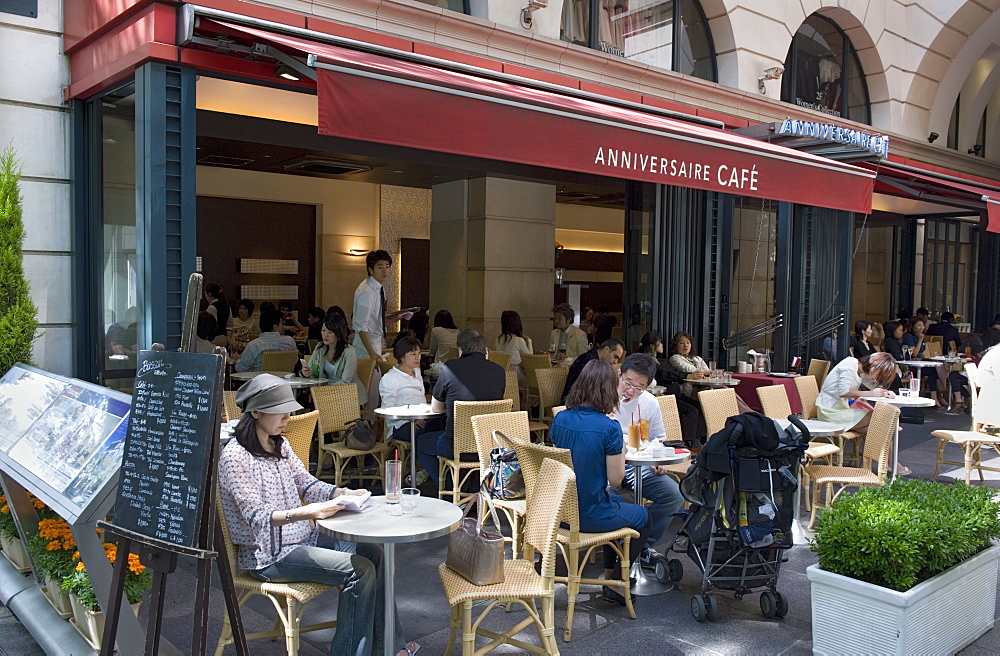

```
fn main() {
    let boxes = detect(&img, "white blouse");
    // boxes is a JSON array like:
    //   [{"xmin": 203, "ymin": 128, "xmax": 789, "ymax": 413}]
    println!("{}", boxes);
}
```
[
  {"xmin": 378, "ymin": 366, "xmax": 427, "ymax": 432},
  {"xmin": 493, "ymin": 335, "xmax": 532, "ymax": 366}
]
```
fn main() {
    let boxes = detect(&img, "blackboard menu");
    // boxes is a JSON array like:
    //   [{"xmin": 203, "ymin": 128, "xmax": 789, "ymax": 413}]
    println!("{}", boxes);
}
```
[{"xmin": 113, "ymin": 351, "xmax": 222, "ymax": 548}]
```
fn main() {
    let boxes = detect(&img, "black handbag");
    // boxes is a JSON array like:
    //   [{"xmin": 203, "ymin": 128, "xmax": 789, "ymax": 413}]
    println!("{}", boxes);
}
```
[
  {"xmin": 485, "ymin": 431, "xmax": 525, "ymax": 500},
  {"xmin": 344, "ymin": 417, "xmax": 376, "ymax": 450}
]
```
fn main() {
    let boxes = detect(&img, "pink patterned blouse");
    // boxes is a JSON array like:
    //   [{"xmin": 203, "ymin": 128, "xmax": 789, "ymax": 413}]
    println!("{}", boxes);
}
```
[{"xmin": 219, "ymin": 439, "xmax": 337, "ymax": 571}]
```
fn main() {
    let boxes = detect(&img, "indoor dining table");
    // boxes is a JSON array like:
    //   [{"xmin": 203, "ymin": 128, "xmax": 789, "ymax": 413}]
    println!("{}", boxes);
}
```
[{"xmin": 732, "ymin": 372, "xmax": 803, "ymax": 414}]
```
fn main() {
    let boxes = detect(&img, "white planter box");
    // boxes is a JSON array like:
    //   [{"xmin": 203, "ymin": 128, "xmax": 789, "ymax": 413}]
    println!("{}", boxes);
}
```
[{"xmin": 808, "ymin": 545, "xmax": 1000, "ymax": 656}]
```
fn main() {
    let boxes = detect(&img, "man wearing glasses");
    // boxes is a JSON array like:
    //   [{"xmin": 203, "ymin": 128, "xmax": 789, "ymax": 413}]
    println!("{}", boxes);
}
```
[{"xmin": 611, "ymin": 354, "xmax": 684, "ymax": 572}]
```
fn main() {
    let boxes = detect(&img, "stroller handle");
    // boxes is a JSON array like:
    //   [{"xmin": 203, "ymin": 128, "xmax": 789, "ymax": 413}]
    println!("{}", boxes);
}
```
[{"xmin": 785, "ymin": 414, "xmax": 811, "ymax": 442}]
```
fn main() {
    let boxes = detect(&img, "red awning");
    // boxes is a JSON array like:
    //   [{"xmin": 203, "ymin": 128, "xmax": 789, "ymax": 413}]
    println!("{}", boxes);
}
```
[
  {"xmin": 866, "ymin": 163, "xmax": 1000, "ymax": 233},
  {"xmin": 198, "ymin": 20, "xmax": 875, "ymax": 214}
]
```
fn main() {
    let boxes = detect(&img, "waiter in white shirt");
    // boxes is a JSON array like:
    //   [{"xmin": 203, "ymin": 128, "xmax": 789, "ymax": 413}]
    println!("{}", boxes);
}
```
[
  {"xmin": 352, "ymin": 249, "xmax": 397, "ymax": 412},
  {"xmin": 977, "ymin": 344, "xmax": 1000, "ymax": 428}
]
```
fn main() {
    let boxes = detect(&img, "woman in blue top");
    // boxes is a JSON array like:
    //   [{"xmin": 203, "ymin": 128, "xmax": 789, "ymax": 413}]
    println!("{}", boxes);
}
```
[{"xmin": 550, "ymin": 359, "xmax": 651, "ymax": 606}]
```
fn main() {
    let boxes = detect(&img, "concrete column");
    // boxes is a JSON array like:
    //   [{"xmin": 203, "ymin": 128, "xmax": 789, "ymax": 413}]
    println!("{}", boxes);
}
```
[{"xmin": 430, "ymin": 177, "xmax": 555, "ymax": 349}]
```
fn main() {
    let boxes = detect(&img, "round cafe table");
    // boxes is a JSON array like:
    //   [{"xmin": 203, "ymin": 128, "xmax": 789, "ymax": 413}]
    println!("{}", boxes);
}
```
[
  {"xmin": 375, "ymin": 404, "xmax": 444, "ymax": 482},
  {"xmin": 318, "ymin": 496, "xmax": 463, "ymax": 656},
  {"xmin": 230, "ymin": 370, "xmax": 329, "ymax": 390},
  {"xmin": 624, "ymin": 449, "xmax": 691, "ymax": 595},
  {"xmin": 930, "ymin": 356, "xmax": 973, "ymax": 412},
  {"xmin": 875, "ymin": 395, "xmax": 935, "ymax": 480},
  {"xmin": 685, "ymin": 376, "xmax": 740, "ymax": 387}
]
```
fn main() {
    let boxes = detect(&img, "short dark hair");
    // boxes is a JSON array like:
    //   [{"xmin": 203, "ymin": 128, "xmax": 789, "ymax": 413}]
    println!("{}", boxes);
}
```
[
  {"xmin": 457, "ymin": 328, "xmax": 486, "ymax": 355},
  {"xmin": 620, "ymin": 353, "xmax": 656, "ymax": 385},
  {"xmin": 598, "ymin": 305, "xmax": 610, "ymax": 314},
  {"xmin": 259, "ymin": 309, "xmax": 282, "ymax": 333},
  {"xmin": 393, "ymin": 335, "xmax": 423, "ymax": 361},
  {"xmin": 916, "ymin": 307, "xmax": 930, "ymax": 317},
  {"xmin": 668, "ymin": 331, "xmax": 696, "ymax": 357},
  {"xmin": 197, "ymin": 311, "xmax": 217, "ymax": 341},
  {"xmin": 434, "ymin": 309, "xmax": 458, "ymax": 330},
  {"xmin": 884, "ymin": 320, "xmax": 901, "ymax": 338},
  {"xmin": 940, "ymin": 311, "xmax": 955, "ymax": 323},
  {"xmin": 238, "ymin": 298, "xmax": 255, "ymax": 315},
  {"xmin": 366, "ymin": 249, "xmax": 392, "ymax": 274},
  {"xmin": 326, "ymin": 305, "xmax": 346, "ymax": 321},
  {"xmin": 278, "ymin": 301, "xmax": 293, "ymax": 312},
  {"xmin": 639, "ymin": 331, "xmax": 661, "ymax": 354},
  {"xmin": 553, "ymin": 303, "xmax": 575, "ymax": 322},
  {"xmin": 308, "ymin": 306, "xmax": 325, "ymax": 321},
  {"xmin": 599, "ymin": 337, "xmax": 625, "ymax": 353},
  {"xmin": 260, "ymin": 301, "xmax": 277, "ymax": 314},
  {"xmin": 566, "ymin": 360, "xmax": 619, "ymax": 415}
]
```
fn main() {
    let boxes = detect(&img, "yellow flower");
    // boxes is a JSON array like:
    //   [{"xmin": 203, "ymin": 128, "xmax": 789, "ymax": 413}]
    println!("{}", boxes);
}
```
[
  {"xmin": 1, "ymin": 505, "xmax": 9, "ymax": 515},
  {"xmin": 75, "ymin": 561, "xmax": 86, "ymax": 572},
  {"xmin": 46, "ymin": 540, "xmax": 62, "ymax": 551},
  {"xmin": 127, "ymin": 553, "xmax": 145, "ymax": 575}
]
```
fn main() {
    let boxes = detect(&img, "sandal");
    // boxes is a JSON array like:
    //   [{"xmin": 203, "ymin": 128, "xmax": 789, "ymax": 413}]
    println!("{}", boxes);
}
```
[
  {"xmin": 895, "ymin": 465, "xmax": 912, "ymax": 476},
  {"xmin": 404, "ymin": 642, "xmax": 421, "ymax": 656}
]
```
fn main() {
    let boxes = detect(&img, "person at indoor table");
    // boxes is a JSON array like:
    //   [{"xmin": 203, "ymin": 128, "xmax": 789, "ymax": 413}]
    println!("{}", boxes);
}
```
[
  {"xmin": 218, "ymin": 374, "xmax": 419, "ymax": 656},
  {"xmin": 667, "ymin": 331, "xmax": 710, "ymax": 397},
  {"xmin": 380, "ymin": 333, "xmax": 443, "ymax": 447},
  {"xmin": 302, "ymin": 310, "xmax": 363, "ymax": 400}
]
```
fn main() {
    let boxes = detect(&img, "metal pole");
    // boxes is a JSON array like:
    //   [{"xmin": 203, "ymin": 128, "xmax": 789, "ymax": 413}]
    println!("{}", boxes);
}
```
[{"xmin": 383, "ymin": 542, "xmax": 396, "ymax": 656}]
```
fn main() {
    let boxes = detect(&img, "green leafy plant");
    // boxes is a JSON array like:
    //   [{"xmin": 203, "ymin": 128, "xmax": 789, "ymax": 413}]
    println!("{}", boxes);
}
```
[
  {"xmin": 811, "ymin": 478, "xmax": 1000, "ymax": 591},
  {"xmin": 25, "ymin": 518, "xmax": 77, "ymax": 581},
  {"xmin": 0, "ymin": 494, "xmax": 17, "ymax": 541},
  {"xmin": 61, "ymin": 543, "xmax": 151, "ymax": 610},
  {"xmin": 0, "ymin": 144, "xmax": 38, "ymax": 373}
]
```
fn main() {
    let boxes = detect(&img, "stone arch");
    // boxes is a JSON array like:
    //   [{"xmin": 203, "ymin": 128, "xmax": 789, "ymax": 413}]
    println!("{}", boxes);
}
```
[{"xmin": 697, "ymin": 0, "xmax": 738, "ymax": 87}]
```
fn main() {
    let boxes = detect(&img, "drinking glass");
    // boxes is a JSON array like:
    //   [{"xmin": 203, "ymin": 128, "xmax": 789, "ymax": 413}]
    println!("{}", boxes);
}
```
[
  {"xmin": 639, "ymin": 419, "xmax": 650, "ymax": 445},
  {"xmin": 708, "ymin": 360, "xmax": 716, "ymax": 374},
  {"xmin": 948, "ymin": 347, "xmax": 957, "ymax": 358},
  {"xmin": 385, "ymin": 460, "xmax": 402, "ymax": 514},
  {"xmin": 401, "ymin": 487, "xmax": 420, "ymax": 515}
]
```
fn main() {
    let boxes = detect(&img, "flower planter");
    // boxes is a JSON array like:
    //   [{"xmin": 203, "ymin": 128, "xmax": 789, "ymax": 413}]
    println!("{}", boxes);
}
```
[
  {"xmin": 69, "ymin": 593, "xmax": 140, "ymax": 651},
  {"xmin": 42, "ymin": 575, "xmax": 73, "ymax": 619},
  {"xmin": 0, "ymin": 535, "xmax": 32, "ymax": 573},
  {"xmin": 808, "ymin": 545, "xmax": 1000, "ymax": 656}
]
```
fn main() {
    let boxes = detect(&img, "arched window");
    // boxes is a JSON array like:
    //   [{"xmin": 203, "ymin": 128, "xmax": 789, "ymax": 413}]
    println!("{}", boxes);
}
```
[
  {"xmin": 561, "ymin": 0, "xmax": 716, "ymax": 81},
  {"xmin": 782, "ymin": 14, "xmax": 870, "ymax": 124}
]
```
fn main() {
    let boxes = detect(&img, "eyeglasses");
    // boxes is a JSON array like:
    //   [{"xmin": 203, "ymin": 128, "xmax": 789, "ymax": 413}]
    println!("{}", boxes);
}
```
[{"xmin": 621, "ymin": 378, "xmax": 644, "ymax": 395}]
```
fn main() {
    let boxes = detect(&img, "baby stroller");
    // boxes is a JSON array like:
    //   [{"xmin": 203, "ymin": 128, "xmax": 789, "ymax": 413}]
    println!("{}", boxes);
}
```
[{"xmin": 663, "ymin": 412, "xmax": 808, "ymax": 621}]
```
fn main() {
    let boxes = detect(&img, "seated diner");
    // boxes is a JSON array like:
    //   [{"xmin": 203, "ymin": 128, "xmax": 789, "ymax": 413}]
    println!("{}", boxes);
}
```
[
  {"xmin": 302, "ymin": 311, "xmax": 362, "ymax": 399},
  {"xmin": 235, "ymin": 309, "xmax": 298, "ymax": 373}
]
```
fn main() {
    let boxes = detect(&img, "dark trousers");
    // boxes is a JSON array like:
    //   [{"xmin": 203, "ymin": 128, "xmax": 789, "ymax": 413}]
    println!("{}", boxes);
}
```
[{"xmin": 603, "ymin": 507, "xmax": 653, "ymax": 570}]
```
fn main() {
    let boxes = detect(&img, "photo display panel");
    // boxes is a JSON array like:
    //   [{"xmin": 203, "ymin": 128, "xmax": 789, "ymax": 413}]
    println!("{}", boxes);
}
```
[
  {"xmin": 113, "ymin": 351, "xmax": 221, "ymax": 548},
  {"xmin": 0, "ymin": 366, "xmax": 68, "ymax": 453}
]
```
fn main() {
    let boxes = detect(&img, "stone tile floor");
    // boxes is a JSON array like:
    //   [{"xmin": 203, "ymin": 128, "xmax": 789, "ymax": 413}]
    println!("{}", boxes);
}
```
[{"xmin": 2, "ymin": 408, "xmax": 999, "ymax": 654}]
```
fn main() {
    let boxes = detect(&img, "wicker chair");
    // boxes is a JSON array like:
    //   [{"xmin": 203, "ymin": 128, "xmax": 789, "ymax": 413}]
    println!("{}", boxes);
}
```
[
  {"xmin": 698, "ymin": 387, "xmax": 740, "ymax": 438},
  {"xmin": 282, "ymin": 411, "xmax": 318, "ymax": 470},
  {"xmin": 803, "ymin": 402, "xmax": 900, "ymax": 530},
  {"xmin": 807, "ymin": 359, "xmax": 831, "ymax": 386},
  {"xmin": 222, "ymin": 390, "xmax": 242, "ymax": 423},
  {"xmin": 471, "ymin": 411, "xmax": 533, "ymax": 556},
  {"xmin": 794, "ymin": 375, "xmax": 819, "ymax": 419},
  {"xmin": 439, "ymin": 399, "xmax": 514, "ymax": 505},
  {"xmin": 512, "ymin": 440, "xmax": 636, "ymax": 642},
  {"xmin": 925, "ymin": 340, "xmax": 943, "ymax": 357},
  {"xmin": 356, "ymin": 357, "xmax": 377, "ymax": 397},
  {"xmin": 312, "ymin": 384, "xmax": 389, "ymax": 485},
  {"xmin": 535, "ymin": 368, "xmax": 568, "ymax": 425},
  {"xmin": 551, "ymin": 406, "xmax": 565, "ymax": 417},
  {"xmin": 522, "ymin": 354, "xmax": 552, "ymax": 414},
  {"xmin": 261, "ymin": 350, "xmax": 300, "ymax": 373},
  {"xmin": 376, "ymin": 358, "xmax": 396, "ymax": 377},
  {"xmin": 445, "ymin": 347, "xmax": 460, "ymax": 362},
  {"xmin": 439, "ymin": 458, "xmax": 572, "ymax": 655},
  {"xmin": 655, "ymin": 395, "xmax": 691, "ymax": 483},
  {"xmin": 214, "ymin": 488, "xmax": 337, "ymax": 656},
  {"xmin": 487, "ymin": 351, "xmax": 512, "ymax": 369},
  {"xmin": 932, "ymin": 363, "xmax": 1000, "ymax": 483}
]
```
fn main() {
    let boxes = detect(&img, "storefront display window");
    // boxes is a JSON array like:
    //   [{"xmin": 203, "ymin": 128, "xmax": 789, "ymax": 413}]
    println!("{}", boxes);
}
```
[
  {"xmin": 414, "ymin": 0, "xmax": 469, "ymax": 13},
  {"xmin": 782, "ymin": 14, "xmax": 870, "ymax": 124},
  {"xmin": 561, "ymin": 0, "xmax": 716, "ymax": 81}
]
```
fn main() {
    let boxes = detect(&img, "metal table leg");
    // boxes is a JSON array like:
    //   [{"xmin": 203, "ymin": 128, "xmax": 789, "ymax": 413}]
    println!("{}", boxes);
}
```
[
  {"xmin": 383, "ymin": 542, "xmax": 396, "ymax": 656},
  {"xmin": 628, "ymin": 464, "xmax": 673, "ymax": 596},
  {"xmin": 410, "ymin": 420, "xmax": 418, "ymax": 484}
]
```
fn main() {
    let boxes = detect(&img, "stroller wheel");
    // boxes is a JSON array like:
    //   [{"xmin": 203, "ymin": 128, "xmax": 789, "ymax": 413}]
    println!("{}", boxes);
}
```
[
  {"xmin": 691, "ymin": 594, "xmax": 708, "ymax": 622},
  {"xmin": 666, "ymin": 558, "xmax": 683, "ymax": 583},
  {"xmin": 774, "ymin": 591, "xmax": 789, "ymax": 617},
  {"xmin": 759, "ymin": 591, "xmax": 777, "ymax": 618},
  {"xmin": 705, "ymin": 593, "xmax": 718, "ymax": 620}
]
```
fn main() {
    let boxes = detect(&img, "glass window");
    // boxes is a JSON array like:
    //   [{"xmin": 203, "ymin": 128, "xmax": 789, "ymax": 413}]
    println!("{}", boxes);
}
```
[
  {"xmin": 413, "ymin": 0, "xmax": 468, "ymax": 12},
  {"xmin": 947, "ymin": 97, "xmax": 959, "ymax": 150},
  {"xmin": 782, "ymin": 14, "xmax": 870, "ymax": 124},
  {"xmin": 561, "ymin": 0, "xmax": 716, "ymax": 81},
  {"xmin": 730, "ymin": 197, "xmax": 777, "ymax": 354}
]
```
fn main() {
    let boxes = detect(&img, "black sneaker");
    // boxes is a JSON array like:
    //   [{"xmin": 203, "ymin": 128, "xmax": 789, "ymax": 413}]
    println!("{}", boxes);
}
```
[
  {"xmin": 601, "ymin": 583, "xmax": 637, "ymax": 606},
  {"xmin": 638, "ymin": 547, "xmax": 664, "ymax": 569}
]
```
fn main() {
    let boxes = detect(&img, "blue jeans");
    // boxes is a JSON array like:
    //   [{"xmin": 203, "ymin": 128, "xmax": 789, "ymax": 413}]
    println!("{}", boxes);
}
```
[
  {"xmin": 621, "ymin": 467, "xmax": 684, "ymax": 550},
  {"xmin": 250, "ymin": 535, "xmax": 404, "ymax": 656},
  {"xmin": 415, "ymin": 430, "xmax": 478, "ymax": 485}
]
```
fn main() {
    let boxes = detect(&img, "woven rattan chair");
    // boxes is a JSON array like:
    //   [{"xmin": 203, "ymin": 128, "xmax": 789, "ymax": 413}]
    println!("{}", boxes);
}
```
[
  {"xmin": 698, "ymin": 387, "xmax": 740, "ymax": 438},
  {"xmin": 932, "ymin": 363, "xmax": 1000, "ymax": 483},
  {"xmin": 312, "ymin": 383, "xmax": 389, "ymax": 485},
  {"xmin": 356, "ymin": 357, "xmax": 377, "ymax": 397},
  {"xmin": 471, "ymin": 411, "xmax": 533, "ymax": 556},
  {"xmin": 440, "ymin": 399, "xmax": 513, "ymax": 504},
  {"xmin": 488, "ymin": 351, "xmax": 512, "ymax": 369},
  {"xmin": 503, "ymin": 369, "xmax": 521, "ymax": 412},
  {"xmin": 794, "ymin": 375, "xmax": 819, "ymax": 419},
  {"xmin": 282, "ymin": 411, "xmax": 318, "ymax": 470},
  {"xmin": 261, "ymin": 350, "xmax": 300, "ymax": 373},
  {"xmin": 376, "ymin": 358, "xmax": 396, "ymax": 376},
  {"xmin": 522, "ymin": 354, "xmax": 552, "ymax": 414},
  {"xmin": 536, "ymin": 367, "xmax": 568, "ymax": 426},
  {"xmin": 439, "ymin": 458, "xmax": 572, "ymax": 655},
  {"xmin": 551, "ymin": 406, "xmax": 565, "ymax": 417},
  {"xmin": 655, "ymin": 395, "xmax": 691, "ymax": 483},
  {"xmin": 222, "ymin": 390, "xmax": 242, "ymax": 423},
  {"xmin": 512, "ymin": 440, "xmax": 637, "ymax": 642},
  {"xmin": 925, "ymin": 339, "xmax": 943, "ymax": 357},
  {"xmin": 803, "ymin": 402, "xmax": 900, "ymax": 530},
  {"xmin": 807, "ymin": 359, "xmax": 830, "ymax": 386},
  {"xmin": 445, "ymin": 347, "xmax": 460, "ymax": 362},
  {"xmin": 214, "ymin": 488, "xmax": 337, "ymax": 656}
]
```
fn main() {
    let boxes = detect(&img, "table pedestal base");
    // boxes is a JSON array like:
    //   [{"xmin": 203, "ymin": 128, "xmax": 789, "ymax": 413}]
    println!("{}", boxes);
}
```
[
  {"xmin": 629, "ymin": 561, "xmax": 674, "ymax": 596},
  {"xmin": 383, "ymin": 542, "xmax": 396, "ymax": 656}
]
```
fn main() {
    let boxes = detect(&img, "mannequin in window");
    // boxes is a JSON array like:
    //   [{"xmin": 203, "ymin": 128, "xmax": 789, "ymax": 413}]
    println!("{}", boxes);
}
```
[
  {"xmin": 561, "ymin": 0, "xmax": 589, "ymax": 46},
  {"xmin": 817, "ymin": 56, "xmax": 842, "ymax": 113}
]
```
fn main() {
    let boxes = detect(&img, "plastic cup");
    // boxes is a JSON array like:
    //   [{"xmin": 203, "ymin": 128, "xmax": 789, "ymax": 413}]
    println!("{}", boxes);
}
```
[
  {"xmin": 639, "ymin": 419, "xmax": 650, "ymax": 443},
  {"xmin": 627, "ymin": 424, "xmax": 640, "ymax": 450},
  {"xmin": 401, "ymin": 487, "xmax": 420, "ymax": 515},
  {"xmin": 385, "ymin": 460, "xmax": 402, "ymax": 510}
]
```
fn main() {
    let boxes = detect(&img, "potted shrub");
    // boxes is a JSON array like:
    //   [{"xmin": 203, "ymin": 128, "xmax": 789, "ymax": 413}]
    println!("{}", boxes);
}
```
[
  {"xmin": 26, "ymin": 517, "xmax": 78, "ymax": 617},
  {"xmin": 808, "ymin": 478, "xmax": 1000, "ymax": 655},
  {"xmin": 0, "ymin": 144, "xmax": 39, "ymax": 374},
  {"xmin": 61, "ymin": 543, "xmax": 151, "ymax": 649}
]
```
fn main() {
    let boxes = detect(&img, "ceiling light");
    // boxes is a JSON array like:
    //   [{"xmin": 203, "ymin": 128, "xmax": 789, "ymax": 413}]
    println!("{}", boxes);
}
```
[{"xmin": 276, "ymin": 64, "xmax": 301, "ymax": 82}]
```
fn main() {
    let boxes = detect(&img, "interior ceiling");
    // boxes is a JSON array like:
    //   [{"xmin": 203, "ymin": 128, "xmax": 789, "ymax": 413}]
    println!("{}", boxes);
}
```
[{"xmin": 195, "ymin": 111, "xmax": 626, "ymax": 209}]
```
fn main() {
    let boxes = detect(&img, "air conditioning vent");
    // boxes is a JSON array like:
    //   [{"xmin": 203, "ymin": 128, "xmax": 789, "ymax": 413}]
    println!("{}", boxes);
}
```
[
  {"xmin": 198, "ymin": 155, "xmax": 254, "ymax": 167},
  {"xmin": 281, "ymin": 157, "xmax": 374, "ymax": 176}
]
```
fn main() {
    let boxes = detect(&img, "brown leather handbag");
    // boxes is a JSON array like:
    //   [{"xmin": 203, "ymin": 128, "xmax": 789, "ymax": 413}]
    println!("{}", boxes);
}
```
[{"xmin": 446, "ymin": 481, "xmax": 505, "ymax": 585}]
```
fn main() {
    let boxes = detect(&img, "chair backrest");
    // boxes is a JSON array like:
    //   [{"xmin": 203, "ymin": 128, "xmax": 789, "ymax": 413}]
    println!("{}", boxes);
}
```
[
  {"xmin": 261, "ymin": 350, "xmax": 299, "ymax": 373},
  {"xmin": 756, "ymin": 385, "xmax": 792, "ymax": 420},
  {"xmin": 521, "ymin": 354, "xmax": 552, "ymax": 390},
  {"xmin": 222, "ymin": 390, "xmax": 242, "ymax": 423},
  {"xmin": 310, "ymin": 383, "xmax": 361, "ymax": 434},
  {"xmin": 355, "ymin": 358, "xmax": 377, "ymax": 394},
  {"xmin": 452, "ymin": 399, "xmax": 514, "ymax": 457},
  {"xmin": 926, "ymin": 335, "xmax": 943, "ymax": 346},
  {"xmin": 794, "ymin": 375, "xmax": 819, "ymax": 420},
  {"xmin": 377, "ymin": 359, "xmax": 395, "ymax": 376},
  {"xmin": 471, "ymin": 411, "xmax": 532, "ymax": 473},
  {"xmin": 523, "ymin": 459, "xmax": 575, "ymax": 577},
  {"xmin": 656, "ymin": 395, "xmax": 684, "ymax": 442},
  {"xmin": 216, "ymin": 486, "xmax": 240, "ymax": 572},
  {"xmin": 445, "ymin": 347, "xmax": 460, "ymax": 362},
  {"xmin": 536, "ymin": 367, "xmax": 569, "ymax": 417},
  {"xmin": 487, "ymin": 351, "xmax": 512, "ymax": 369},
  {"xmin": 282, "ymin": 410, "xmax": 319, "ymax": 469},
  {"xmin": 551, "ymin": 405, "xmax": 566, "ymax": 416},
  {"xmin": 503, "ymin": 368, "xmax": 521, "ymax": 412},
  {"xmin": 862, "ymin": 402, "xmax": 901, "ymax": 477},
  {"xmin": 511, "ymin": 440, "xmax": 576, "ymax": 535},
  {"xmin": 308, "ymin": 339, "xmax": 319, "ymax": 353},
  {"xmin": 698, "ymin": 387, "xmax": 740, "ymax": 438},
  {"xmin": 807, "ymin": 359, "xmax": 831, "ymax": 386},
  {"xmin": 966, "ymin": 362, "xmax": 980, "ymax": 426},
  {"xmin": 925, "ymin": 340, "xmax": 943, "ymax": 357}
]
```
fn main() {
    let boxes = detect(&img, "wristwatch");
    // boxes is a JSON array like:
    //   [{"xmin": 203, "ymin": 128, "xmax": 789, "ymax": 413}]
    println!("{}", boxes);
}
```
[{"xmin": 285, "ymin": 510, "xmax": 291, "ymax": 523}]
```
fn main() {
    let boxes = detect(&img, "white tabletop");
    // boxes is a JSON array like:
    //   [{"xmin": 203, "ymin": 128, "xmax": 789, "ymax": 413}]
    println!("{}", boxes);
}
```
[
  {"xmin": 929, "ymin": 356, "xmax": 972, "ymax": 364},
  {"xmin": 896, "ymin": 360, "xmax": 943, "ymax": 368},
  {"xmin": 875, "ymin": 395, "xmax": 935, "ymax": 408},
  {"xmin": 685, "ymin": 377, "xmax": 740, "ymax": 386},
  {"xmin": 375, "ymin": 403, "xmax": 443, "ymax": 420},
  {"xmin": 775, "ymin": 417, "xmax": 844, "ymax": 437},
  {"xmin": 317, "ymin": 496, "xmax": 463, "ymax": 544},
  {"xmin": 625, "ymin": 451, "xmax": 691, "ymax": 466},
  {"xmin": 230, "ymin": 371, "xmax": 328, "ymax": 388}
]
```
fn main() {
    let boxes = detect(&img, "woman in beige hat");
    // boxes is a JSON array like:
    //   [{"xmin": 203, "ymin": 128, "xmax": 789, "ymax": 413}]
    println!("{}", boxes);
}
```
[{"xmin": 219, "ymin": 374, "xmax": 419, "ymax": 656}]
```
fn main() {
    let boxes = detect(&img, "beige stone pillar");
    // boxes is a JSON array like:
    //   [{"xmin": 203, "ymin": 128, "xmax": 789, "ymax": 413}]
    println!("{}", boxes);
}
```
[{"xmin": 430, "ymin": 177, "xmax": 555, "ymax": 350}]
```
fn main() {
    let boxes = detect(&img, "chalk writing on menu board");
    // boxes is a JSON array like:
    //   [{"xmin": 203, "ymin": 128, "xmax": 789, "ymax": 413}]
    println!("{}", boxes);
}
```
[{"xmin": 114, "ymin": 351, "xmax": 220, "ymax": 548}]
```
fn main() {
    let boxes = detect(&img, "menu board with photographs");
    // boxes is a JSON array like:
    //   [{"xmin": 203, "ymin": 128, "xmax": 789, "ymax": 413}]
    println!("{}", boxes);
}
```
[
  {"xmin": 113, "ymin": 351, "xmax": 222, "ymax": 548},
  {"xmin": 0, "ymin": 365, "xmax": 131, "ymax": 522}
]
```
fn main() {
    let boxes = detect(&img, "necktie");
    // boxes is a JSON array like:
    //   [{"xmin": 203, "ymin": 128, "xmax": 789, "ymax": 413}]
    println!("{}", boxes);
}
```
[{"xmin": 380, "ymin": 286, "xmax": 387, "ymax": 336}]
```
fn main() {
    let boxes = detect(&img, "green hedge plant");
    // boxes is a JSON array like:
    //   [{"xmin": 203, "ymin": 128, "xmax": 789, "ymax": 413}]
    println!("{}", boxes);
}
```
[
  {"xmin": 0, "ymin": 144, "xmax": 38, "ymax": 372},
  {"xmin": 811, "ymin": 478, "xmax": 1000, "ymax": 591}
]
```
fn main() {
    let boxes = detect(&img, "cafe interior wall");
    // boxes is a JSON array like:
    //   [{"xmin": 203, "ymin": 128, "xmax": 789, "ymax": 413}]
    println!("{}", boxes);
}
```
[{"xmin": 851, "ymin": 224, "xmax": 895, "ymax": 330}]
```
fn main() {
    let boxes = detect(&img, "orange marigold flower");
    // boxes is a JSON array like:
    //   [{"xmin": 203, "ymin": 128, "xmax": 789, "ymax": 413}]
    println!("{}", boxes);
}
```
[
  {"xmin": 31, "ymin": 498, "xmax": 46, "ymax": 510},
  {"xmin": 75, "ymin": 561, "xmax": 86, "ymax": 572},
  {"xmin": 1, "ymin": 505, "xmax": 9, "ymax": 515},
  {"xmin": 46, "ymin": 540, "xmax": 62, "ymax": 551},
  {"xmin": 127, "ymin": 553, "xmax": 145, "ymax": 575}
]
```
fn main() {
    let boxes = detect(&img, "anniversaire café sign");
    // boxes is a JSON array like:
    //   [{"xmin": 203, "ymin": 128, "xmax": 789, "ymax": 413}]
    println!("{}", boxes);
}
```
[{"xmin": 777, "ymin": 119, "xmax": 890, "ymax": 159}]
